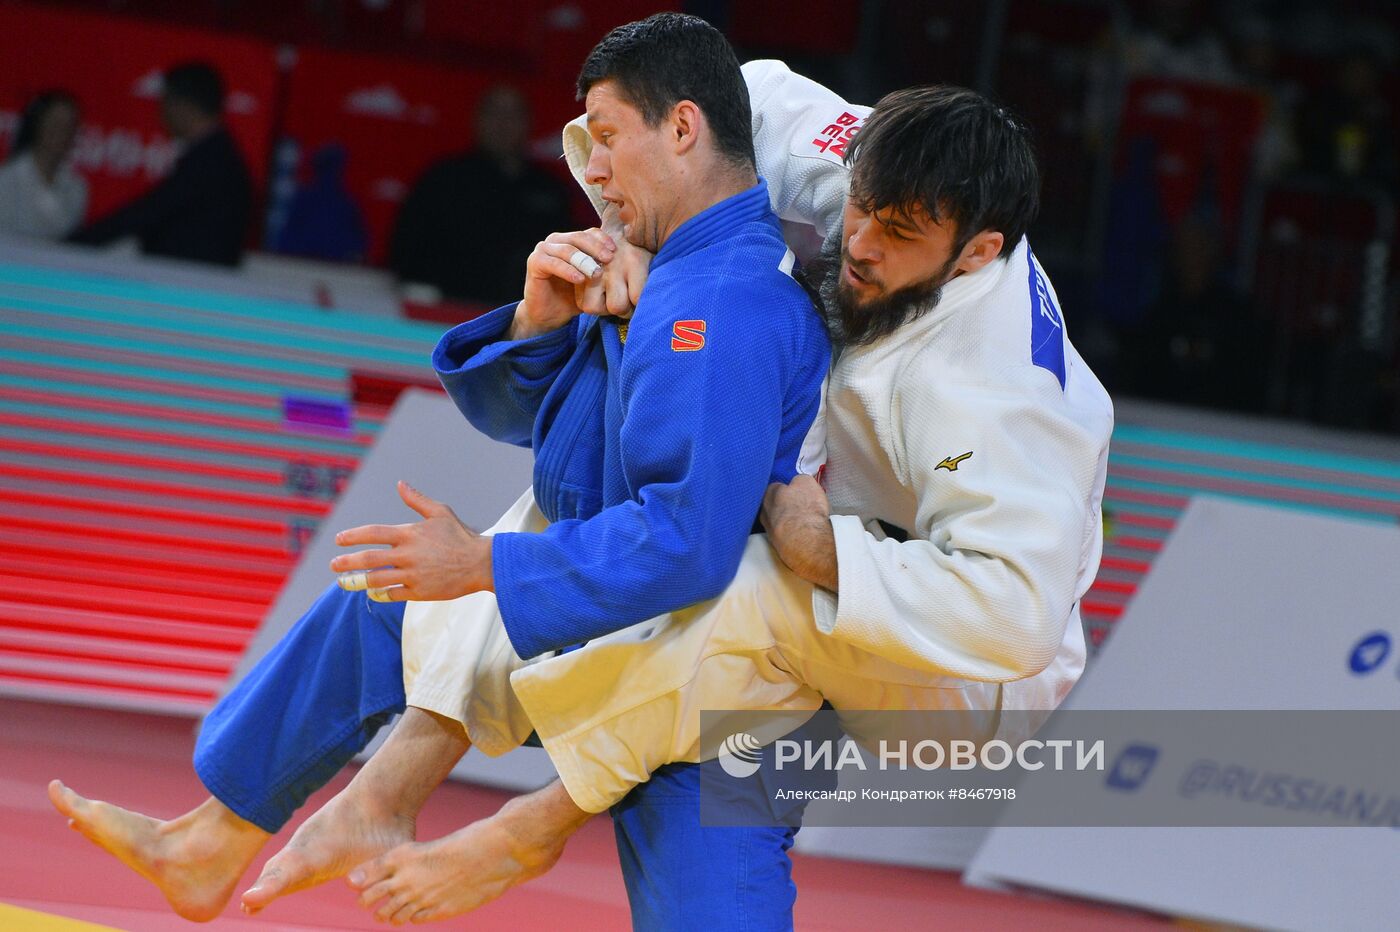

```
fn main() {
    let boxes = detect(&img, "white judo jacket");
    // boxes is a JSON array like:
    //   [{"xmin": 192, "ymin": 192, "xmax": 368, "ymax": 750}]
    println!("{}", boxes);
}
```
[{"xmin": 562, "ymin": 60, "xmax": 1114, "ymax": 713}]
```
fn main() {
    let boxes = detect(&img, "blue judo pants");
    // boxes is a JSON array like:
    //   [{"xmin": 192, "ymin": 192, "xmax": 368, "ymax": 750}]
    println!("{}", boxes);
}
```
[{"xmin": 194, "ymin": 583, "xmax": 802, "ymax": 930}]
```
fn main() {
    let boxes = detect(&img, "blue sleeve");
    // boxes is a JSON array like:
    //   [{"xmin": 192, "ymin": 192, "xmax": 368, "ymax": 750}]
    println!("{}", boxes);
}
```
[
  {"xmin": 432, "ymin": 303, "xmax": 577, "ymax": 447},
  {"xmin": 492, "ymin": 276, "xmax": 795, "ymax": 659}
]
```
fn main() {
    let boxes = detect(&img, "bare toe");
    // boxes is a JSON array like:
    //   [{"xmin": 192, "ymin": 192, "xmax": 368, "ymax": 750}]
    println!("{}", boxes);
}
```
[
  {"xmin": 47, "ymin": 780, "xmax": 84, "ymax": 818},
  {"xmin": 241, "ymin": 848, "xmax": 312, "ymax": 911},
  {"xmin": 348, "ymin": 848, "xmax": 401, "ymax": 891},
  {"xmin": 358, "ymin": 878, "xmax": 400, "ymax": 910}
]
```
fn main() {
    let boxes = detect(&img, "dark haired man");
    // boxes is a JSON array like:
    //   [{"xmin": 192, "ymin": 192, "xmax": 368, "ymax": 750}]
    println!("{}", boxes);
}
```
[
  {"xmin": 50, "ymin": 15, "xmax": 831, "ymax": 929},
  {"xmin": 70, "ymin": 61, "xmax": 252, "ymax": 266},
  {"xmin": 388, "ymin": 86, "xmax": 574, "ymax": 304},
  {"xmin": 338, "ymin": 64, "xmax": 1112, "ymax": 922},
  {"xmin": 48, "ymin": 36, "xmax": 1111, "ymax": 932}
]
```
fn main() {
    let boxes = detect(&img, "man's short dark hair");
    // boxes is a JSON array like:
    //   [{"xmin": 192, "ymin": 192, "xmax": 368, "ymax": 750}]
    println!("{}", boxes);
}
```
[
  {"xmin": 576, "ymin": 13, "xmax": 754, "ymax": 171},
  {"xmin": 847, "ymin": 86, "xmax": 1039, "ymax": 258},
  {"xmin": 163, "ymin": 62, "xmax": 225, "ymax": 117}
]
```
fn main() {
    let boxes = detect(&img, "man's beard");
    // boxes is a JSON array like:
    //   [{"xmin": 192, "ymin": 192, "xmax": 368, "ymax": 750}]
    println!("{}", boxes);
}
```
[{"xmin": 800, "ymin": 240, "xmax": 956, "ymax": 348}]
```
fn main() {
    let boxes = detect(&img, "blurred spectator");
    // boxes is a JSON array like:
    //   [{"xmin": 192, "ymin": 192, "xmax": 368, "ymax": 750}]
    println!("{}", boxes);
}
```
[
  {"xmin": 1294, "ymin": 49, "xmax": 1397, "ymax": 192},
  {"xmin": 1122, "ymin": 0, "xmax": 1235, "ymax": 83},
  {"xmin": 70, "ymin": 62, "xmax": 253, "ymax": 266},
  {"xmin": 1097, "ymin": 137, "xmax": 1170, "ymax": 331},
  {"xmin": 1230, "ymin": 16, "xmax": 1300, "ymax": 181},
  {"xmin": 389, "ymin": 85, "xmax": 573, "ymax": 306},
  {"xmin": 1132, "ymin": 209, "xmax": 1265, "ymax": 410},
  {"xmin": 0, "ymin": 90, "xmax": 87, "ymax": 239},
  {"xmin": 271, "ymin": 143, "xmax": 369, "ymax": 263}
]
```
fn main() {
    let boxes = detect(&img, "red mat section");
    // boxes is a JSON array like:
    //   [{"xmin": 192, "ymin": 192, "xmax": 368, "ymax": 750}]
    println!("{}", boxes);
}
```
[{"xmin": 0, "ymin": 698, "xmax": 1167, "ymax": 930}]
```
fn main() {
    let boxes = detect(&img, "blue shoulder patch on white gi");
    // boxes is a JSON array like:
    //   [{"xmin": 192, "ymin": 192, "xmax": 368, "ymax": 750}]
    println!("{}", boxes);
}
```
[{"xmin": 1027, "ymin": 246, "xmax": 1066, "ymax": 389}]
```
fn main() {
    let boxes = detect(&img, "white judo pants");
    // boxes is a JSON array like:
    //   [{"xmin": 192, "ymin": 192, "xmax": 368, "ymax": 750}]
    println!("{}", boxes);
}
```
[{"xmin": 402, "ymin": 489, "xmax": 1014, "ymax": 814}]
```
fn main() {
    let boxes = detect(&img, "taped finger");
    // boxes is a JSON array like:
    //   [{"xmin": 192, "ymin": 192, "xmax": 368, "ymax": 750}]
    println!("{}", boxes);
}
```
[
  {"xmin": 338, "ymin": 570, "xmax": 369, "ymax": 591},
  {"xmin": 368, "ymin": 585, "xmax": 404, "ymax": 603},
  {"xmin": 568, "ymin": 249, "xmax": 602, "ymax": 278},
  {"xmin": 539, "ymin": 253, "xmax": 586, "ymax": 284}
]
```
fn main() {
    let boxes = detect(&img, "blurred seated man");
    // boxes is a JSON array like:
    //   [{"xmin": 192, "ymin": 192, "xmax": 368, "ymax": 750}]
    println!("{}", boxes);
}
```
[
  {"xmin": 389, "ymin": 85, "xmax": 575, "ymax": 306},
  {"xmin": 70, "ymin": 62, "xmax": 252, "ymax": 267},
  {"xmin": 0, "ymin": 89, "xmax": 87, "ymax": 239}
]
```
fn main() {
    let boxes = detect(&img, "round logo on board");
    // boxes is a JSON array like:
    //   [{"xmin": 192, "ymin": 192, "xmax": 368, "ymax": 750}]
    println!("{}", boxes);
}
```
[{"xmin": 1348, "ymin": 631, "xmax": 1392, "ymax": 675}]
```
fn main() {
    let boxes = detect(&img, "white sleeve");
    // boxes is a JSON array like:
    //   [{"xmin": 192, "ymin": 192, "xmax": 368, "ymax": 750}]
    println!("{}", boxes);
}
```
[
  {"xmin": 812, "ymin": 365, "xmax": 1099, "ymax": 682},
  {"xmin": 560, "ymin": 59, "xmax": 868, "ymax": 237},
  {"xmin": 743, "ymin": 59, "xmax": 868, "ymax": 238},
  {"xmin": 562, "ymin": 114, "xmax": 606, "ymax": 220}
]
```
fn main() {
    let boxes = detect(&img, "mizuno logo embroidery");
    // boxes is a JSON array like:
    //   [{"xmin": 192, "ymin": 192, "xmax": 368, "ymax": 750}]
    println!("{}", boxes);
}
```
[
  {"xmin": 935, "ymin": 452, "xmax": 973, "ymax": 472},
  {"xmin": 671, "ymin": 320, "xmax": 706, "ymax": 352}
]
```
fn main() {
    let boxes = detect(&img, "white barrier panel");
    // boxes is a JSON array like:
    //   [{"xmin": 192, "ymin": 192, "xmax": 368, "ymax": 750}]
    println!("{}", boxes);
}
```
[
  {"xmin": 966, "ymin": 497, "xmax": 1400, "ymax": 931},
  {"xmin": 226, "ymin": 388, "xmax": 555, "ymax": 791}
]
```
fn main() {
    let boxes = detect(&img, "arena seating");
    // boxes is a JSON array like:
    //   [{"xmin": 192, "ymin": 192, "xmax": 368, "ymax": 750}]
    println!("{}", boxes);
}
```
[
  {"xmin": 6, "ymin": 238, "xmax": 1400, "ymax": 704},
  {"xmin": 0, "ymin": 249, "xmax": 444, "ymax": 712},
  {"xmin": 4, "ymin": 0, "xmax": 1400, "ymax": 724},
  {"xmin": 1251, "ymin": 181, "xmax": 1396, "ymax": 426},
  {"xmin": 1089, "ymin": 408, "xmax": 1400, "ymax": 646},
  {"xmin": 996, "ymin": 0, "xmax": 1118, "ymax": 268}
]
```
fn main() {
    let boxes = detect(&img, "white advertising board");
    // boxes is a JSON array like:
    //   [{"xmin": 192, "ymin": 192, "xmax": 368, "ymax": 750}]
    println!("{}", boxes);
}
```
[{"xmin": 966, "ymin": 497, "xmax": 1400, "ymax": 931}]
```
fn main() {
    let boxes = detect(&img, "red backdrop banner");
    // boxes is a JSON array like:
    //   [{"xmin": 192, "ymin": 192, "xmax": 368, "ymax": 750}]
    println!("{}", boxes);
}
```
[
  {"xmin": 279, "ymin": 46, "xmax": 593, "ymax": 263},
  {"xmin": 1118, "ymin": 77, "xmax": 1267, "ymax": 234},
  {"xmin": 278, "ymin": 47, "xmax": 494, "ymax": 264},
  {"xmin": 0, "ymin": 2, "xmax": 279, "ymax": 225}
]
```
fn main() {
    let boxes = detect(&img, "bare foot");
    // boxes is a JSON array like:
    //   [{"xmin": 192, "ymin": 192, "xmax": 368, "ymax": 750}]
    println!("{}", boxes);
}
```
[
  {"xmin": 241, "ymin": 707, "xmax": 472, "ymax": 915},
  {"xmin": 347, "ymin": 817, "xmax": 562, "ymax": 925},
  {"xmin": 48, "ymin": 781, "xmax": 269, "ymax": 922},
  {"xmin": 347, "ymin": 781, "xmax": 591, "ymax": 925},
  {"xmin": 240, "ymin": 783, "xmax": 414, "ymax": 914}
]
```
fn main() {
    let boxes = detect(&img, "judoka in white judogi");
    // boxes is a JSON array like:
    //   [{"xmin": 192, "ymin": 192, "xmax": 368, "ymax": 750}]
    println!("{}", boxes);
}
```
[{"xmin": 399, "ymin": 60, "xmax": 1114, "ymax": 813}]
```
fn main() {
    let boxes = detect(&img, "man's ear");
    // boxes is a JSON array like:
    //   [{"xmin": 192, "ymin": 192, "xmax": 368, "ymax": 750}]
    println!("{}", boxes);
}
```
[
  {"xmin": 954, "ymin": 230, "xmax": 1005, "ymax": 275},
  {"xmin": 671, "ymin": 100, "xmax": 701, "ymax": 155}
]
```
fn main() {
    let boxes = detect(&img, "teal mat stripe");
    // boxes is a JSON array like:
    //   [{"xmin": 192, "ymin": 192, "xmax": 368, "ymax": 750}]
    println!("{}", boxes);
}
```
[
  {"xmin": 0, "ymin": 373, "xmax": 344, "ymax": 424},
  {"xmin": 3, "ymin": 320, "xmax": 350, "ymax": 380},
  {"xmin": 0, "ymin": 297, "xmax": 432, "ymax": 368},
  {"xmin": 0, "ymin": 264, "xmax": 449, "ymax": 344},
  {"xmin": 1107, "ymin": 476, "xmax": 1394, "ymax": 525},
  {"xmin": 0, "ymin": 347, "xmax": 340, "ymax": 398},
  {"xmin": 1112, "ymin": 424, "xmax": 1400, "ymax": 483},
  {"xmin": 1098, "ymin": 500, "xmax": 1180, "ymax": 520},
  {"xmin": 0, "ymin": 425, "xmax": 331, "ymax": 470},
  {"xmin": 1108, "ymin": 452, "xmax": 1400, "ymax": 505},
  {"xmin": 0, "ymin": 399, "xmax": 370, "ymax": 457}
]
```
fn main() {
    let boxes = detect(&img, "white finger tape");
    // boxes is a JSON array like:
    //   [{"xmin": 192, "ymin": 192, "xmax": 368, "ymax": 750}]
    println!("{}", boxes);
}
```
[
  {"xmin": 337, "ymin": 570, "xmax": 369, "ymax": 591},
  {"xmin": 368, "ymin": 586, "xmax": 398, "ymax": 603},
  {"xmin": 569, "ymin": 249, "xmax": 601, "ymax": 278}
]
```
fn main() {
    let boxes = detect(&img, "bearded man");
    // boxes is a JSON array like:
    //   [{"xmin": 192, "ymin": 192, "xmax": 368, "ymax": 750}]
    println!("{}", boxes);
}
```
[
  {"xmin": 335, "ymin": 64, "xmax": 1113, "ymax": 923},
  {"xmin": 50, "ymin": 48, "xmax": 1112, "ymax": 931}
]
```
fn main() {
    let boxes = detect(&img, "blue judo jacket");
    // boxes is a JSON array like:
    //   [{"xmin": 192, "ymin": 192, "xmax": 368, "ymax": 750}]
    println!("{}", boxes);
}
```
[{"xmin": 432, "ymin": 181, "xmax": 830, "ymax": 659}]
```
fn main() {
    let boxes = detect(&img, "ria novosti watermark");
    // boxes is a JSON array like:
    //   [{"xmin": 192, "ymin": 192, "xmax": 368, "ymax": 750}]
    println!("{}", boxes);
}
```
[
  {"xmin": 755, "ymin": 734, "xmax": 1105, "ymax": 773},
  {"xmin": 698, "ymin": 710, "xmax": 1400, "ymax": 828}
]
